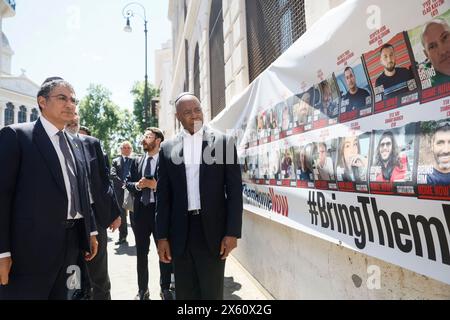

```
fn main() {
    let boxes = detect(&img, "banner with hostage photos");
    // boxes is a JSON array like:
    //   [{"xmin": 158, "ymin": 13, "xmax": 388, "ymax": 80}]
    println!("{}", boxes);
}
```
[{"xmin": 211, "ymin": 0, "xmax": 450, "ymax": 284}]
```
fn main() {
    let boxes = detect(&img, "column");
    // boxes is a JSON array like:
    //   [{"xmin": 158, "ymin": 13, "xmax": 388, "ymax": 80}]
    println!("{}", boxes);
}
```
[
  {"xmin": 28, "ymin": 106, "xmax": 33, "ymax": 122},
  {"xmin": 14, "ymin": 105, "xmax": 19, "ymax": 125},
  {"xmin": 0, "ymin": 103, "xmax": 4, "ymax": 128}
]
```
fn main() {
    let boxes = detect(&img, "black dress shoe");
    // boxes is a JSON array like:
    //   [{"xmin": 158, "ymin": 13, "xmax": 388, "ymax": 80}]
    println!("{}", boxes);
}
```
[
  {"xmin": 135, "ymin": 289, "xmax": 150, "ymax": 300},
  {"xmin": 160, "ymin": 288, "xmax": 175, "ymax": 300},
  {"xmin": 115, "ymin": 238, "xmax": 127, "ymax": 245}
]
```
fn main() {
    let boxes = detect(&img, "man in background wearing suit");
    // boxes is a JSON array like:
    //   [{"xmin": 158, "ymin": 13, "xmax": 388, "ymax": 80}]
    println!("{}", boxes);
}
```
[
  {"xmin": 126, "ymin": 128, "xmax": 174, "ymax": 300},
  {"xmin": 111, "ymin": 141, "xmax": 134, "ymax": 244},
  {"xmin": 66, "ymin": 116, "xmax": 121, "ymax": 300},
  {"xmin": 0, "ymin": 77, "xmax": 98, "ymax": 299},
  {"xmin": 156, "ymin": 93, "xmax": 243, "ymax": 300}
]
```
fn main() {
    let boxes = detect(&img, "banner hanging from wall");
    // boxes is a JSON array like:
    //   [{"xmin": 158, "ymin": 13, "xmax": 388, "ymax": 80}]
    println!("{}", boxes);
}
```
[{"xmin": 211, "ymin": 0, "xmax": 450, "ymax": 285}]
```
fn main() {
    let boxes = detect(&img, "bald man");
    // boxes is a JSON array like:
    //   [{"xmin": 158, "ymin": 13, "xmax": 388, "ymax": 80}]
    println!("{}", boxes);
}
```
[
  {"xmin": 155, "ymin": 93, "xmax": 243, "ymax": 300},
  {"xmin": 421, "ymin": 18, "xmax": 450, "ymax": 87}
]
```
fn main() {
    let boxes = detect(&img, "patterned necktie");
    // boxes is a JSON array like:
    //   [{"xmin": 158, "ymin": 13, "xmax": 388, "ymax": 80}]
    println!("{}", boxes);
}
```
[
  {"xmin": 141, "ymin": 157, "xmax": 153, "ymax": 206},
  {"xmin": 57, "ymin": 131, "xmax": 82, "ymax": 218}
]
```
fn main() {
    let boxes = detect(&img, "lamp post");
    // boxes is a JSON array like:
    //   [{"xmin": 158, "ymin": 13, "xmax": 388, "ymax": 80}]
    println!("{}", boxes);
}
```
[{"xmin": 122, "ymin": 2, "xmax": 150, "ymax": 128}]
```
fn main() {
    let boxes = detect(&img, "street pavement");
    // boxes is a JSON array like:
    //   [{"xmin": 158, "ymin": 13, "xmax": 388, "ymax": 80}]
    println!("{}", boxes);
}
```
[{"xmin": 107, "ymin": 218, "xmax": 273, "ymax": 300}]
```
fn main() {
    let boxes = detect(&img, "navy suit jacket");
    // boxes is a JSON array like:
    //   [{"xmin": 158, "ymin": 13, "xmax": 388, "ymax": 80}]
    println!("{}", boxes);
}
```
[
  {"xmin": 155, "ymin": 127, "xmax": 243, "ymax": 257},
  {"xmin": 76, "ymin": 134, "xmax": 121, "ymax": 229},
  {"xmin": 111, "ymin": 156, "xmax": 133, "ymax": 206},
  {"xmin": 0, "ymin": 118, "xmax": 95, "ymax": 284}
]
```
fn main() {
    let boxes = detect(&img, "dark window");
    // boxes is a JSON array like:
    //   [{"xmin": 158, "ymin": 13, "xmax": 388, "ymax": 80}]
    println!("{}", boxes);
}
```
[
  {"xmin": 30, "ymin": 108, "xmax": 39, "ymax": 122},
  {"xmin": 5, "ymin": 102, "xmax": 14, "ymax": 126},
  {"xmin": 8, "ymin": 0, "xmax": 15, "ymax": 10},
  {"xmin": 246, "ymin": 0, "xmax": 306, "ymax": 82},
  {"xmin": 209, "ymin": 0, "xmax": 226, "ymax": 118},
  {"xmin": 193, "ymin": 43, "xmax": 200, "ymax": 99},
  {"xmin": 18, "ymin": 105, "xmax": 27, "ymax": 123}
]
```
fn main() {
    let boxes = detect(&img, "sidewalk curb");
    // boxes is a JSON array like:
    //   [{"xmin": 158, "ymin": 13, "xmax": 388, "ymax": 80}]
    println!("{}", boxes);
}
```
[{"xmin": 228, "ymin": 254, "xmax": 275, "ymax": 300}]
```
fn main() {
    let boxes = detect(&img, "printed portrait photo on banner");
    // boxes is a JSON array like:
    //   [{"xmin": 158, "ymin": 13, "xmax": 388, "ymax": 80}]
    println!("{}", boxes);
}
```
[
  {"xmin": 407, "ymin": 9, "xmax": 450, "ymax": 102},
  {"xmin": 417, "ymin": 119, "xmax": 450, "ymax": 200},
  {"xmin": 369, "ymin": 123, "xmax": 418, "ymax": 196},
  {"xmin": 313, "ymin": 139, "xmax": 338, "ymax": 190},
  {"xmin": 336, "ymin": 133, "xmax": 371, "ymax": 185},
  {"xmin": 336, "ymin": 60, "xmax": 373, "ymax": 122},
  {"xmin": 293, "ymin": 142, "xmax": 315, "ymax": 187},
  {"xmin": 363, "ymin": 32, "xmax": 419, "ymax": 113}
]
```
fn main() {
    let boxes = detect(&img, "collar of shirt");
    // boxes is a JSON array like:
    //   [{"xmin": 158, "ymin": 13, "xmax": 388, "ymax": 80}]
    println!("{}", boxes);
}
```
[
  {"xmin": 142, "ymin": 152, "xmax": 159, "ymax": 175},
  {"xmin": 144, "ymin": 152, "xmax": 159, "ymax": 164},
  {"xmin": 40, "ymin": 115, "xmax": 65, "ymax": 139},
  {"xmin": 180, "ymin": 126, "xmax": 204, "ymax": 139}
]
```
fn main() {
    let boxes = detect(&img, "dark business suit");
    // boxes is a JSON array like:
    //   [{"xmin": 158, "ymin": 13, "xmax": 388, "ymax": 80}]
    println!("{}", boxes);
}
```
[
  {"xmin": 0, "ymin": 118, "xmax": 96, "ymax": 299},
  {"xmin": 76, "ymin": 134, "xmax": 121, "ymax": 300},
  {"xmin": 111, "ymin": 156, "xmax": 133, "ymax": 240},
  {"xmin": 126, "ymin": 155, "xmax": 172, "ymax": 294},
  {"xmin": 156, "ymin": 127, "xmax": 243, "ymax": 300}
]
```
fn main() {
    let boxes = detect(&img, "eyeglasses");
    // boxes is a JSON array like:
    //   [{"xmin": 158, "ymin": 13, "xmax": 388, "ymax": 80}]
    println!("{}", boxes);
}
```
[
  {"xmin": 380, "ymin": 141, "xmax": 392, "ymax": 148},
  {"xmin": 49, "ymin": 94, "xmax": 79, "ymax": 106}
]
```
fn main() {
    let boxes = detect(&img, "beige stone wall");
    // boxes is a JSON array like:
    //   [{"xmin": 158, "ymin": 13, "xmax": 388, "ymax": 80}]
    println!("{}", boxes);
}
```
[{"xmin": 233, "ymin": 210, "xmax": 450, "ymax": 299}]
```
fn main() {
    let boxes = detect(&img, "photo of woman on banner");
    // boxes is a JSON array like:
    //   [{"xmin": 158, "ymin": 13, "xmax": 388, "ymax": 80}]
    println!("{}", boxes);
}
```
[
  {"xmin": 293, "ymin": 143, "xmax": 314, "ymax": 184},
  {"xmin": 336, "ymin": 62, "xmax": 373, "ymax": 122},
  {"xmin": 268, "ymin": 108, "xmax": 279, "ymax": 132},
  {"xmin": 363, "ymin": 32, "xmax": 419, "ymax": 113},
  {"xmin": 278, "ymin": 102, "xmax": 293, "ymax": 132},
  {"xmin": 417, "ymin": 119, "xmax": 450, "ymax": 200},
  {"xmin": 280, "ymin": 145, "xmax": 295, "ymax": 179},
  {"xmin": 336, "ymin": 133, "xmax": 370, "ymax": 184},
  {"xmin": 407, "ymin": 9, "xmax": 450, "ymax": 102},
  {"xmin": 258, "ymin": 144, "xmax": 280, "ymax": 181},
  {"xmin": 369, "ymin": 124, "xmax": 417, "ymax": 196},
  {"xmin": 256, "ymin": 112, "xmax": 264, "ymax": 136},
  {"xmin": 261, "ymin": 110, "xmax": 270, "ymax": 139},
  {"xmin": 313, "ymin": 140, "xmax": 338, "ymax": 189}
]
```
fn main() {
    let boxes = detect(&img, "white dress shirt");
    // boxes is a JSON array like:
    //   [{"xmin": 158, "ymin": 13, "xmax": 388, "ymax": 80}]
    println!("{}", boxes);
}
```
[
  {"xmin": 181, "ymin": 127, "xmax": 203, "ymax": 211},
  {"xmin": 41, "ymin": 116, "xmax": 84, "ymax": 220}
]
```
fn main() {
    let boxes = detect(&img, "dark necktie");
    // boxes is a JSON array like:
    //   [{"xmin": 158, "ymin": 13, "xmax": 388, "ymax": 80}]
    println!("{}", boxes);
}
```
[
  {"xmin": 121, "ymin": 157, "xmax": 129, "ymax": 180},
  {"xmin": 141, "ymin": 157, "xmax": 153, "ymax": 206},
  {"xmin": 57, "ymin": 131, "xmax": 82, "ymax": 218}
]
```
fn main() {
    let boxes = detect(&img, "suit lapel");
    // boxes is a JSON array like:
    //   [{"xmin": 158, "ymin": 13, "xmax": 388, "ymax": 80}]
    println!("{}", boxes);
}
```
[
  {"xmin": 200, "ymin": 128, "xmax": 215, "ymax": 183},
  {"xmin": 138, "ymin": 155, "xmax": 146, "ymax": 177},
  {"xmin": 66, "ymin": 133, "xmax": 88, "ymax": 192},
  {"xmin": 173, "ymin": 135, "xmax": 187, "ymax": 189},
  {"xmin": 120, "ymin": 157, "xmax": 125, "ymax": 180},
  {"xmin": 76, "ymin": 135, "xmax": 91, "ymax": 176},
  {"xmin": 154, "ymin": 157, "xmax": 160, "ymax": 180},
  {"xmin": 33, "ymin": 119, "xmax": 66, "ymax": 194}
]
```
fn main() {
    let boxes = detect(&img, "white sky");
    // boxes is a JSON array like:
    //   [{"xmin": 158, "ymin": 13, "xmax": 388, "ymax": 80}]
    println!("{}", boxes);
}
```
[{"xmin": 3, "ymin": 0, "xmax": 171, "ymax": 110}]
